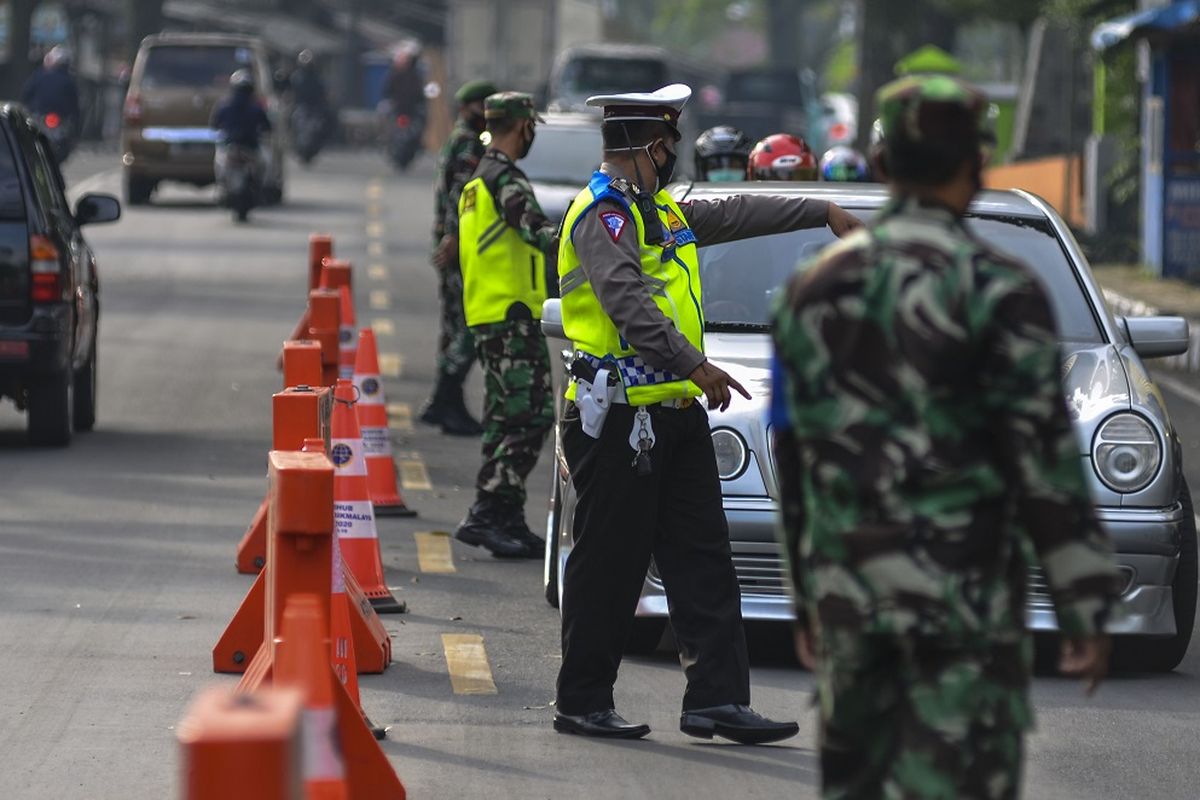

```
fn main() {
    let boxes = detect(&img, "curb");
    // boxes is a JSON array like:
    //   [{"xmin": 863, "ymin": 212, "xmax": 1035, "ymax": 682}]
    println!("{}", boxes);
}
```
[{"xmin": 1101, "ymin": 287, "xmax": 1200, "ymax": 373}]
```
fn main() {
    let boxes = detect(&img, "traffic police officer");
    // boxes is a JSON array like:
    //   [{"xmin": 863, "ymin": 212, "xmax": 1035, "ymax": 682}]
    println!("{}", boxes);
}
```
[
  {"xmin": 454, "ymin": 92, "xmax": 557, "ymax": 559},
  {"xmin": 552, "ymin": 84, "xmax": 861, "ymax": 741},
  {"xmin": 772, "ymin": 75, "xmax": 1119, "ymax": 797},
  {"xmin": 422, "ymin": 79, "xmax": 497, "ymax": 436}
]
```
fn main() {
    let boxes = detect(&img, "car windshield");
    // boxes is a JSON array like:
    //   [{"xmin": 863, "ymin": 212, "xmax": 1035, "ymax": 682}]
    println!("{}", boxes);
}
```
[
  {"xmin": 0, "ymin": 130, "xmax": 24, "ymax": 220},
  {"xmin": 698, "ymin": 208, "xmax": 1103, "ymax": 343},
  {"xmin": 560, "ymin": 57, "xmax": 667, "ymax": 95},
  {"xmin": 522, "ymin": 125, "xmax": 603, "ymax": 185},
  {"xmin": 141, "ymin": 45, "xmax": 254, "ymax": 89}
]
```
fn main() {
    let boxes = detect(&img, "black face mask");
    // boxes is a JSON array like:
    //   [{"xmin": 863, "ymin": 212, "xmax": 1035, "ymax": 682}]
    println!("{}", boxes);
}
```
[
  {"xmin": 520, "ymin": 122, "xmax": 536, "ymax": 159},
  {"xmin": 649, "ymin": 140, "xmax": 677, "ymax": 190},
  {"xmin": 467, "ymin": 112, "xmax": 486, "ymax": 133}
]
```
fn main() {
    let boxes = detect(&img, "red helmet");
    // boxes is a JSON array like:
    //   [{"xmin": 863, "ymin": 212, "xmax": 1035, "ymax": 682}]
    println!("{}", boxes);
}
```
[{"xmin": 748, "ymin": 133, "xmax": 818, "ymax": 181}]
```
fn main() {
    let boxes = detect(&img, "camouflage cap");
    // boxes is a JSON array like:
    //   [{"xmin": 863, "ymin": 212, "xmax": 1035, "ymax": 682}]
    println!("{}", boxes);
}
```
[
  {"xmin": 875, "ymin": 74, "xmax": 986, "ymax": 145},
  {"xmin": 455, "ymin": 79, "xmax": 498, "ymax": 104},
  {"xmin": 484, "ymin": 92, "xmax": 545, "ymax": 122}
]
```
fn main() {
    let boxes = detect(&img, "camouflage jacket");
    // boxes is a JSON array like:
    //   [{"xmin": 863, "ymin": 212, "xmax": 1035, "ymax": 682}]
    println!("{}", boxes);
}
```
[
  {"xmin": 771, "ymin": 195, "xmax": 1120, "ymax": 644},
  {"xmin": 467, "ymin": 149, "xmax": 557, "ymax": 254},
  {"xmin": 433, "ymin": 118, "xmax": 486, "ymax": 244}
]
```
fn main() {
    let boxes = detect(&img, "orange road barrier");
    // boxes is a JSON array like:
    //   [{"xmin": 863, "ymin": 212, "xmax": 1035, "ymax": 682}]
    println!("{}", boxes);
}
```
[
  {"xmin": 177, "ymin": 685, "xmax": 305, "ymax": 800},
  {"xmin": 281, "ymin": 339, "xmax": 323, "ymax": 389},
  {"xmin": 308, "ymin": 289, "xmax": 341, "ymax": 387},
  {"xmin": 331, "ymin": 378, "xmax": 407, "ymax": 614},
  {"xmin": 354, "ymin": 329, "xmax": 416, "ymax": 517},
  {"xmin": 274, "ymin": 593, "xmax": 406, "ymax": 799},
  {"xmin": 236, "ymin": 384, "xmax": 332, "ymax": 575},
  {"xmin": 319, "ymin": 257, "xmax": 352, "ymax": 293},
  {"xmin": 219, "ymin": 423, "xmax": 392, "ymax": 675},
  {"xmin": 336, "ymin": 287, "xmax": 357, "ymax": 381},
  {"xmin": 309, "ymin": 234, "xmax": 334, "ymax": 292}
]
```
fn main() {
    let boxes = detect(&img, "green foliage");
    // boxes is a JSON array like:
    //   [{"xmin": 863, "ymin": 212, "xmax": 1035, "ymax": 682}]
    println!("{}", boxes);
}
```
[{"xmin": 825, "ymin": 39, "xmax": 857, "ymax": 93}]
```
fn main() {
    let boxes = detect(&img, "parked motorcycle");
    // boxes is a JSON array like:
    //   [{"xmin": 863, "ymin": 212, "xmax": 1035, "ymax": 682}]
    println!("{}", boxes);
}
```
[
  {"xmin": 290, "ymin": 105, "xmax": 327, "ymax": 166},
  {"xmin": 219, "ymin": 145, "xmax": 261, "ymax": 223},
  {"xmin": 38, "ymin": 113, "xmax": 75, "ymax": 164}
]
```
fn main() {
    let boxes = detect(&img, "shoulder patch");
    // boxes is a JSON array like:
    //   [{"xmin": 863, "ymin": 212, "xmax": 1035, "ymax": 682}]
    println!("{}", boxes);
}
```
[{"xmin": 599, "ymin": 210, "xmax": 628, "ymax": 242}]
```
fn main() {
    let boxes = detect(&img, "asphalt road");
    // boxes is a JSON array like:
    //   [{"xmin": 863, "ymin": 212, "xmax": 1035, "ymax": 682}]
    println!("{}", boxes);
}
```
[{"xmin": 0, "ymin": 149, "xmax": 1196, "ymax": 799}]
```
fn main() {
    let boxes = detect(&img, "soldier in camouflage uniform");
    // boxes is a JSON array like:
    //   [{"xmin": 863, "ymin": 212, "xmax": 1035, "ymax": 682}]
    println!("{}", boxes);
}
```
[
  {"xmin": 453, "ymin": 92, "xmax": 557, "ymax": 559},
  {"xmin": 421, "ymin": 79, "xmax": 496, "ymax": 436},
  {"xmin": 771, "ymin": 75, "xmax": 1121, "ymax": 799}
]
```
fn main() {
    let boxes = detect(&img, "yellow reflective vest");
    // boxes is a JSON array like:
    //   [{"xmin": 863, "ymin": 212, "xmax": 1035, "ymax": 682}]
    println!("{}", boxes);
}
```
[
  {"xmin": 458, "ymin": 175, "xmax": 547, "ymax": 327},
  {"xmin": 558, "ymin": 171, "xmax": 703, "ymax": 405}
]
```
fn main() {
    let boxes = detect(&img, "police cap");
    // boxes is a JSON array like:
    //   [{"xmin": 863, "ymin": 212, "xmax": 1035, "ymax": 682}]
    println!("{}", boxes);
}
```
[
  {"xmin": 455, "ymin": 79, "xmax": 498, "ymax": 105},
  {"xmin": 586, "ymin": 84, "xmax": 692, "ymax": 140},
  {"xmin": 484, "ymin": 91, "xmax": 545, "ymax": 122}
]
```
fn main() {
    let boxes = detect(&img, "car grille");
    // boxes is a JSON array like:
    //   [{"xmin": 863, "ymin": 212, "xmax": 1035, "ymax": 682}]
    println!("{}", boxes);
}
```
[{"xmin": 732, "ymin": 553, "xmax": 788, "ymax": 596}]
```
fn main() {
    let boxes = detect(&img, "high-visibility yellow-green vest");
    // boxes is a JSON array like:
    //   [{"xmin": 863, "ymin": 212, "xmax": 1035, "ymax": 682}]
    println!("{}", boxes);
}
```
[
  {"xmin": 558, "ymin": 171, "xmax": 704, "ymax": 405},
  {"xmin": 458, "ymin": 175, "xmax": 546, "ymax": 327}
]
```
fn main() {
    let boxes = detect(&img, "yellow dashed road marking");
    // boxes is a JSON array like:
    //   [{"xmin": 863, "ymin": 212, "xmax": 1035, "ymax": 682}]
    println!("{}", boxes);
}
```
[
  {"xmin": 368, "ymin": 241, "xmax": 385, "ymax": 258},
  {"xmin": 378, "ymin": 353, "xmax": 403, "ymax": 378},
  {"xmin": 369, "ymin": 290, "xmax": 391, "ymax": 310},
  {"xmin": 398, "ymin": 456, "xmax": 431, "ymax": 490},
  {"xmin": 366, "ymin": 221, "xmax": 385, "ymax": 238},
  {"xmin": 387, "ymin": 402, "xmax": 413, "ymax": 432},
  {"xmin": 366, "ymin": 181, "xmax": 383, "ymax": 199},
  {"xmin": 367, "ymin": 201, "xmax": 382, "ymax": 218},
  {"xmin": 415, "ymin": 531, "xmax": 456, "ymax": 573},
  {"xmin": 441, "ymin": 634, "xmax": 497, "ymax": 695},
  {"xmin": 369, "ymin": 264, "xmax": 388, "ymax": 281},
  {"xmin": 370, "ymin": 318, "xmax": 395, "ymax": 336}
]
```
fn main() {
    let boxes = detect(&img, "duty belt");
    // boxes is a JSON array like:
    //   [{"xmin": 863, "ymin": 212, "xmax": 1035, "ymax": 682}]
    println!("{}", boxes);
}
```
[{"xmin": 570, "ymin": 352, "xmax": 695, "ymax": 410}]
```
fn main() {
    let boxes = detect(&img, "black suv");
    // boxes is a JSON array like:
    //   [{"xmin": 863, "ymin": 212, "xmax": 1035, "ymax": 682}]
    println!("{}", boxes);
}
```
[{"xmin": 0, "ymin": 103, "xmax": 120, "ymax": 445}]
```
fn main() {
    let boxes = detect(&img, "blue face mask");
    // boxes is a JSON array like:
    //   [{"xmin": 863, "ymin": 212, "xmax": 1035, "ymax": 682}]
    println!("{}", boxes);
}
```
[{"xmin": 706, "ymin": 168, "xmax": 745, "ymax": 182}]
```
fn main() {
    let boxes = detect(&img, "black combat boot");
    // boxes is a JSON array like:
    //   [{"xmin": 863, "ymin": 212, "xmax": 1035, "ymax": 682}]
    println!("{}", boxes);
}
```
[
  {"xmin": 454, "ymin": 495, "xmax": 527, "ymax": 558},
  {"xmin": 439, "ymin": 381, "xmax": 483, "ymax": 437},
  {"xmin": 496, "ymin": 499, "xmax": 546, "ymax": 559},
  {"xmin": 418, "ymin": 373, "xmax": 450, "ymax": 427}
]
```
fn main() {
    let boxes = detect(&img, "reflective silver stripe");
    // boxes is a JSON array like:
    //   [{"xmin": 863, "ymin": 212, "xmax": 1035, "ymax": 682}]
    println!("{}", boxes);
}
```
[
  {"xmin": 640, "ymin": 274, "xmax": 668, "ymax": 296},
  {"xmin": 559, "ymin": 267, "xmax": 587, "ymax": 296}
]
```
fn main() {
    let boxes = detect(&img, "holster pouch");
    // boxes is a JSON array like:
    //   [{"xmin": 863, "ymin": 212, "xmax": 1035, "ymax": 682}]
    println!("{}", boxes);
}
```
[{"xmin": 576, "ymin": 367, "xmax": 616, "ymax": 439}]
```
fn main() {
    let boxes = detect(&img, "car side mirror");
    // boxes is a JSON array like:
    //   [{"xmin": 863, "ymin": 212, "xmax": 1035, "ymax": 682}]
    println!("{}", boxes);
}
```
[
  {"xmin": 1123, "ymin": 315, "xmax": 1190, "ymax": 359},
  {"xmin": 541, "ymin": 298, "xmax": 566, "ymax": 340},
  {"xmin": 75, "ymin": 193, "xmax": 121, "ymax": 226}
]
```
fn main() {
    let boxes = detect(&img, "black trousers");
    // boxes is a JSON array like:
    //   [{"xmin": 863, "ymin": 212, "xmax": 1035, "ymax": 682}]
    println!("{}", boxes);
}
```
[{"xmin": 555, "ymin": 401, "xmax": 751, "ymax": 715}]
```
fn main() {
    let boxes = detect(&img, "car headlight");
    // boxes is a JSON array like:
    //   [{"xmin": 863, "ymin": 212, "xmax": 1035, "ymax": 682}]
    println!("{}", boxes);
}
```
[
  {"xmin": 711, "ymin": 428, "xmax": 748, "ymax": 480},
  {"xmin": 1093, "ymin": 413, "xmax": 1161, "ymax": 493}
]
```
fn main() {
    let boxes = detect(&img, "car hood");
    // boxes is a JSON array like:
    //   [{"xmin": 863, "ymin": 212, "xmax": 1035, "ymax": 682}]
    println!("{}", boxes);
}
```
[
  {"xmin": 704, "ymin": 332, "xmax": 1139, "ymax": 460},
  {"xmin": 530, "ymin": 180, "xmax": 581, "ymax": 224}
]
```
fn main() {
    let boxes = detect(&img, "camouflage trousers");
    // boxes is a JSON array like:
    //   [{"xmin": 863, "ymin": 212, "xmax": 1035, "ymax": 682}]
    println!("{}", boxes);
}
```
[
  {"xmin": 817, "ymin": 632, "xmax": 1032, "ymax": 800},
  {"xmin": 433, "ymin": 258, "xmax": 476, "ymax": 383},
  {"xmin": 472, "ymin": 319, "xmax": 554, "ymax": 506}
]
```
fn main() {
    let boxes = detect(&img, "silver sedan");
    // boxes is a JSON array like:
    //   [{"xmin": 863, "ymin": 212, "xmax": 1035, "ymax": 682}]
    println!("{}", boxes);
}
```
[{"xmin": 541, "ymin": 183, "xmax": 1198, "ymax": 672}]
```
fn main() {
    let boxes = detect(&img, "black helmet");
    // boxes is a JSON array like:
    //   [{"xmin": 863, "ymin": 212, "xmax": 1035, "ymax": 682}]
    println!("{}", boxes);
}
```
[
  {"xmin": 693, "ymin": 125, "xmax": 752, "ymax": 182},
  {"xmin": 819, "ymin": 146, "xmax": 871, "ymax": 182},
  {"xmin": 230, "ymin": 69, "xmax": 255, "ymax": 91}
]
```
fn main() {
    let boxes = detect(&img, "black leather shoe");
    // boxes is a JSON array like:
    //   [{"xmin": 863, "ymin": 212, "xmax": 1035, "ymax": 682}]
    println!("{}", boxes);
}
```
[
  {"xmin": 680, "ymin": 705, "xmax": 799, "ymax": 745},
  {"xmin": 554, "ymin": 709, "xmax": 650, "ymax": 739},
  {"xmin": 454, "ymin": 500, "xmax": 527, "ymax": 559}
]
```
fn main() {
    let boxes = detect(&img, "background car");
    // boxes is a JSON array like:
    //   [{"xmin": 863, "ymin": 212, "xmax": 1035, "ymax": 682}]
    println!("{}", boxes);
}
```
[
  {"xmin": 120, "ymin": 33, "xmax": 286, "ymax": 206},
  {"xmin": 0, "ymin": 104, "xmax": 120, "ymax": 445},
  {"xmin": 541, "ymin": 182, "xmax": 1198, "ymax": 671},
  {"xmin": 522, "ymin": 111, "xmax": 603, "ymax": 223}
]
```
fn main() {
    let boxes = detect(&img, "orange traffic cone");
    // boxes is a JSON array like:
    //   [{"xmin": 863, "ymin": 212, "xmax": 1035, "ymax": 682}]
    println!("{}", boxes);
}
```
[
  {"xmin": 336, "ymin": 287, "xmax": 357, "ymax": 381},
  {"xmin": 331, "ymin": 379, "xmax": 406, "ymax": 614},
  {"xmin": 354, "ymin": 329, "xmax": 416, "ymax": 518}
]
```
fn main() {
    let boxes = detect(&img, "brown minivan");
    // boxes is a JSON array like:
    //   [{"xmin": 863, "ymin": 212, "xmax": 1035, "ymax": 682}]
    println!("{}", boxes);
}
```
[{"xmin": 121, "ymin": 33, "xmax": 286, "ymax": 206}]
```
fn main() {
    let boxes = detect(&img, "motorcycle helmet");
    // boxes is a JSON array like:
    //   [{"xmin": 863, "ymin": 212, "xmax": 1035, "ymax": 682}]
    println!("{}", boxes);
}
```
[
  {"xmin": 748, "ymin": 134, "xmax": 818, "ymax": 181},
  {"xmin": 819, "ymin": 146, "xmax": 871, "ymax": 182},
  {"xmin": 44, "ymin": 45, "xmax": 72, "ymax": 70},
  {"xmin": 693, "ymin": 125, "xmax": 752, "ymax": 182},
  {"xmin": 297, "ymin": 49, "xmax": 314, "ymax": 67},
  {"xmin": 230, "ymin": 69, "xmax": 255, "ymax": 92}
]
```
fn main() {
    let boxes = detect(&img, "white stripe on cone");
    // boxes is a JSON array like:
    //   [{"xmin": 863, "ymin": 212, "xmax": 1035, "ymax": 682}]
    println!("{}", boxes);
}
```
[
  {"xmin": 361, "ymin": 425, "xmax": 392, "ymax": 457},
  {"xmin": 334, "ymin": 500, "xmax": 377, "ymax": 540},
  {"xmin": 301, "ymin": 707, "xmax": 345, "ymax": 781}
]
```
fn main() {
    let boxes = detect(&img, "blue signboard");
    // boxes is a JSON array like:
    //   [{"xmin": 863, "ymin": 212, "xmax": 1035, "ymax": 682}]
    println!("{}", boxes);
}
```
[{"xmin": 1164, "ymin": 175, "xmax": 1200, "ymax": 280}]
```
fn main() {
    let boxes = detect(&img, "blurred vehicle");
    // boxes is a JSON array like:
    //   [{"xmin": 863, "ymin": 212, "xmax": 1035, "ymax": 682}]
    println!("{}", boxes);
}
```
[
  {"xmin": 541, "ymin": 182, "xmax": 1197, "ymax": 671},
  {"xmin": 287, "ymin": 49, "xmax": 331, "ymax": 165},
  {"xmin": 546, "ymin": 44, "xmax": 670, "ymax": 114},
  {"xmin": 121, "ymin": 33, "xmax": 286, "ymax": 206},
  {"xmin": 384, "ymin": 106, "xmax": 425, "ymax": 171},
  {"xmin": 0, "ymin": 104, "xmax": 120, "ymax": 445},
  {"xmin": 36, "ymin": 112, "xmax": 75, "ymax": 164},
  {"xmin": 818, "ymin": 91, "xmax": 858, "ymax": 150},
  {"xmin": 289, "ymin": 104, "xmax": 326, "ymax": 165},
  {"xmin": 520, "ymin": 112, "xmax": 603, "ymax": 222},
  {"xmin": 718, "ymin": 67, "xmax": 811, "ymax": 144},
  {"xmin": 21, "ymin": 45, "xmax": 79, "ymax": 165},
  {"xmin": 219, "ymin": 144, "xmax": 260, "ymax": 223}
]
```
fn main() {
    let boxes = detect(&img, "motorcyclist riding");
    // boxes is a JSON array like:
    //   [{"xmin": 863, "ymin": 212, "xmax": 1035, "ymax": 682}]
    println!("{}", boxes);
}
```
[
  {"xmin": 211, "ymin": 70, "xmax": 272, "ymax": 216},
  {"xmin": 693, "ymin": 125, "xmax": 752, "ymax": 181},
  {"xmin": 748, "ymin": 133, "xmax": 819, "ymax": 181},
  {"xmin": 22, "ymin": 46, "xmax": 80, "ymax": 160}
]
